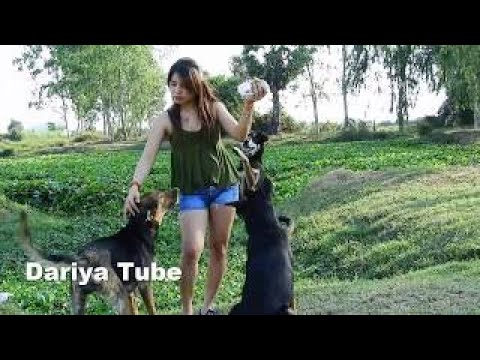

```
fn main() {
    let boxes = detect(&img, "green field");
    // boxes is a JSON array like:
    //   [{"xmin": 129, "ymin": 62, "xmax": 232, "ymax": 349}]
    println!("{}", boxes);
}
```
[{"xmin": 2, "ymin": 136, "xmax": 480, "ymax": 314}]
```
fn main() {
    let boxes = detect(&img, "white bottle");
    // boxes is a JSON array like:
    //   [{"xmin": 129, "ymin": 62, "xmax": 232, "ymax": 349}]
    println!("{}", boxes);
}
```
[{"xmin": 237, "ymin": 79, "xmax": 270, "ymax": 99}]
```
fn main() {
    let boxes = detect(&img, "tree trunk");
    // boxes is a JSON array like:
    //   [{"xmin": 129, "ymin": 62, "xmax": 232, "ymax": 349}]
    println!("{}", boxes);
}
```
[
  {"xmin": 397, "ymin": 81, "xmax": 405, "ymax": 133},
  {"xmin": 306, "ymin": 62, "xmax": 320, "ymax": 136},
  {"xmin": 120, "ymin": 109, "xmax": 126, "ymax": 141},
  {"xmin": 105, "ymin": 109, "xmax": 113, "ymax": 142},
  {"xmin": 106, "ymin": 94, "xmax": 114, "ymax": 142},
  {"xmin": 118, "ymin": 68, "xmax": 127, "ymax": 141},
  {"xmin": 61, "ymin": 96, "xmax": 69, "ymax": 138},
  {"xmin": 342, "ymin": 45, "xmax": 349, "ymax": 128},
  {"xmin": 312, "ymin": 93, "xmax": 319, "ymax": 136},
  {"xmin": 397, "ymin": 65, "xmax": 408, "ymax": 133},
  {"xmin": 389, "ymin": 76, "xmax": 395, "ymax": 113},
  {"xmin": 271, "ymin": 87, "xmax": 281, "ymax": 135},
  {"xmin": 475, "ymin": 101, "xmax": 480, "ymax": 130},
  {"xmin": 103, "ymin": 110, "xmax": 107, "ymax": 137}
]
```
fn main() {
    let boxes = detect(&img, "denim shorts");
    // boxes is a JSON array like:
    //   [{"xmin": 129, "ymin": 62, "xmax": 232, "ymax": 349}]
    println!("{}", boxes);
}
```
[{"xmin": 179, "ymin": 184, "xmax": 240, "ymax": 212}]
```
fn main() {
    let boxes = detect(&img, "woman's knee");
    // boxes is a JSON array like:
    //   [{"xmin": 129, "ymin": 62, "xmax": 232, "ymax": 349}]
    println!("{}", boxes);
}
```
[
  {"xmin": 179, "ymin": 209, "xmax": 208, "ymax": 264},
  {"xmin": 209, "ymin": 234, "xmax": 228, "ymax": 258},
  {"xmin": 182, "ymin": 242, "xmax": 203, "ymax": 264},
  {"xmin": 208, "ymin": 205, "xmax": 235, "ymax": 257}
]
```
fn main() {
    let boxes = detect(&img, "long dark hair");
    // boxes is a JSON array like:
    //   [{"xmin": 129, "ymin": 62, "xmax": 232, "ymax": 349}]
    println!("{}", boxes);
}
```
[{"xmin": 167, "ymin": 57, "xmax": 218, "ymax": 131}]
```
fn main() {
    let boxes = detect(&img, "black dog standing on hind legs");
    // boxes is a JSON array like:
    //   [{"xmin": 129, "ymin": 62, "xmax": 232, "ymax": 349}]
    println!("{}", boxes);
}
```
[{"xmin": 227, "ymin": 131, "xmax": 296, "ymax": 315}]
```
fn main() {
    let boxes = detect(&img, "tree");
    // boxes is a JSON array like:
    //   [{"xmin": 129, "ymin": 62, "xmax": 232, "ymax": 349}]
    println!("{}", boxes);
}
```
[
  {"xmin": 231, "ymin": 45, "xmax": 316, "ymax": 134},
  {"xmin": 47, "ymin": 122, "xmax": 57, "ymax": 131},
  {"xmin": 342, "ymin": 45, "xmax": 378, "ymax": 128},
  {"xmin": 7, "ymin": 119, "xmax": 24, "ymax": 141},
  {"xmin": 299, "ymin": 46, "xmax": 331, "ymax": 135},
  {"xmin": 373, "ymin": 45, "xmax": 437, "ymax": 132},
  {"xmin": 153, "ymin": 45, "xmax": 179, "ymax": 63},
  {"xmin": 344, "ymin": 45, "xmax": 437, "ymax": 132},
  {"xmin": 342, "ymin": 45, "xmax": 349, "ymax": 127},
  {"xmin": 13, "ymin": 45, "xmax": 166, "ymax": 141},
  {"xmin": 13, "ymin": 45, "xmax": 73, "ymax": 138},
  {"xmin": 437, "ymin": 45, "xmax": 480, "ymax": 129},
  {"xmin": 208, "ymin": 74, "xmax": 244, "ymax": 119},
  {"xmin": 289, "ymin": 46, "xmax": 332, "ymax": 135}
]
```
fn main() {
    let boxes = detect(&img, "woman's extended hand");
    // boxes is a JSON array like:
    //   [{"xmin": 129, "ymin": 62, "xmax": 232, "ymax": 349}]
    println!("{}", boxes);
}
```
[
  {"xmin": 123, "ymin": 185, "xmax": 140, "ymax": 220},
  {"xmin": 244, "ymin": 78, "xmax": 269, "ymax": 104}
]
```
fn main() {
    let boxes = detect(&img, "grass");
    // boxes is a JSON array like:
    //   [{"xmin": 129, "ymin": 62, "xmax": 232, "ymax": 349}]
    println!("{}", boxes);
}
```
[
  {"xmin": 279, "ymin": 166, "xmax": 480, "ymax": 281},
  {"xmin": 0, "ymin": 194, "xmax": 247, "ymax": 315},
  {"xmin": 2, "ymin": 135, "xmax": 480, "ymax": 314},
  {"xmin": 1, "ymin": 130, "xmax": 70, "ymax": 155},
  {"xmin": 296, "ymin": 259, "xmax": 480, "ymax": 315}
]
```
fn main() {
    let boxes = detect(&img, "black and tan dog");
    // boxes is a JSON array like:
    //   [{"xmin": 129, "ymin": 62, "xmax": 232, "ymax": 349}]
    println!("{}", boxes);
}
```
[
  {"xmin": 18, "ymin": 189, "xmax": 178, "ymax": 315},
  {"xmin": 228, "ymin": 131, "xmax": 295, "ymax": 315},
  {"xmin": 235, "ymin": 130, "xmax": 269, "ymax": 196}
]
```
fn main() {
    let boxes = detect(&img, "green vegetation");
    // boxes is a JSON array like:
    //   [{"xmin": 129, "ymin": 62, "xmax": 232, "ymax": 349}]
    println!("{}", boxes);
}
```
[{"xmin": 2, "ymin": 137, "xmax": 480, "ymax": 314}]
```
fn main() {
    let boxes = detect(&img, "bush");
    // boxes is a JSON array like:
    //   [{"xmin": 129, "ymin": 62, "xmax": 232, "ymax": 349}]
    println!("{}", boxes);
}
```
[
  {"xmin": 280, "ymin": 111, "xmax": 304, "ymax": 133},
  {"xmin": 252, "ymin": 112, "xmax": 271, "ymax": 133},
  {"xmin": 421, "ymin": 130, "xmax": 456, "ymax": 145},
  {"xmin": 423, "ymin": 115, "xmax": 444, "ymax": 128},
  {"xmin": 0, "ymin": 149, "xmax": 14, "ymax": 157},
  {"xmin": 331, "ymin": 121, "xmax": 393, "ymax": 142},
  {"xmin": 71, "ymin": 131, "xmax": 107, "ymax": 143},
  {"xmin": 252, "ymin": 111, "xmax": 304, "ymax": 134},
  {"xmin": 319, "ymin": 122, "xmax": 342, "ymax": 133},
  {"xmin": 417, "ymin": 120, "xmax": 434, "ymax": 136},
  {"xmin": 457, "ymin": 108, "xmax": 474, "ymax": 127},
  {"xmin": 417, "ymin": 115, "xmax": 453, "ymax": 137},
  {"xmin": 7, "ymin": 119, "xmax": 23, "ymax": 141}
]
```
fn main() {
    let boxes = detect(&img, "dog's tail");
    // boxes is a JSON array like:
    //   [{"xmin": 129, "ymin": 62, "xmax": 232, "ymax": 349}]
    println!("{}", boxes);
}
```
[
  {"xmin": 18, "ymin": 210, "xmax": 74, "ymax": 270},
  {"xmin": 278, "ymin": 215, "xmax": 295, "ymax": 237}
]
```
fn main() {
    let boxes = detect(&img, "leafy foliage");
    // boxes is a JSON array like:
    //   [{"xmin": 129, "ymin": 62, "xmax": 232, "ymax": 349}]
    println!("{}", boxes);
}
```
[
  {"xmin": 13, "ymin": 45, "xmax": 166, "ymax": 140},
  {"xmin": 2, "ymin": 140, "xmax": 480, "ymax": 314},
  {"xmin": 7, "ymin": 119, "xmax": 24, "ymax": 141},
  {"xmin": 437, "ymin": 46, "xmax": 480, "ymax": 116},
  {"xmin": 208, "ymin": 74, "xmax": 244, "ymax": 118},
  {"xmin": 231, "ymin": 45, "xmax": 316, "ymax": 134}
]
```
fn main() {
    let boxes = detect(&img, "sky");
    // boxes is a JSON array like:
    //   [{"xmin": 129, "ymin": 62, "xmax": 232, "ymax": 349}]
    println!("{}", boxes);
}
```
[{"xmin": 0, "ymin": 45, "xmax": 446, "ymax": 133}]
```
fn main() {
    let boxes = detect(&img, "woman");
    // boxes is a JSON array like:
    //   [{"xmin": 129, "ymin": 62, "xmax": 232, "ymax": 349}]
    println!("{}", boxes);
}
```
[{"xmin": 123, "ymin": 57, "xmax": 267, "ymax": 315}]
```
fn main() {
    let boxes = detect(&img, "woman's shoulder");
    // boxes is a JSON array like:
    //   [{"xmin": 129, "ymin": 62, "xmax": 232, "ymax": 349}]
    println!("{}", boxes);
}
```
[
  {"xmin": 212, "ymin": 100, "xmax": 225, "ymax": 112},
  {"xmin": 211, "ymin": 100, "xmax": 230, "ymax": 121},
  {"xmin": 150, "ymin": 110, "xmax": 174, "ymax": 134}
]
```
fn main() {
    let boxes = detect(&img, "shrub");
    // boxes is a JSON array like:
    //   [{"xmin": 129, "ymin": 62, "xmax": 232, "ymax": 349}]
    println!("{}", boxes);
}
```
[
  {"xmin": 0, "ymin": 149, "xmax": 15, "ymax": 157},
  {"xmin": 7, "ymin": 119, "xmax": 23, "ymax": 141},
  {"xmin": 71, "ymin": 131, "xmax": 107, "ymax": 143},
  {"xmin": 417, "ymin": 120, "xmax": 434, "ymax": 136}
]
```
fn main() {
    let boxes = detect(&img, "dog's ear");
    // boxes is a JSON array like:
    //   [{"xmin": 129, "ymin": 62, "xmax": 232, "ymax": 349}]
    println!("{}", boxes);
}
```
[
  {"xmin": 224, "ymin": 200, "xmax": 246, "ymax": 212},
  {"xmin": 258, "ymin": 132, "xmax": 269, "ymax": 143}
]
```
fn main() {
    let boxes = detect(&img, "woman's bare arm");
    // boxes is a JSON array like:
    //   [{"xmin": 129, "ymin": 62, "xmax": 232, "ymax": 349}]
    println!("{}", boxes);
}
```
[
  {"xmin": 130, "ymin": 111, "xmax": 171, "ymax": 187},
  {"xmin": 215, "ymin": 79, "xmax": 267, "ymax": 141},
  {"xmin": 215, "ymin": 101, "xmax": 255, "ymax": 142}
]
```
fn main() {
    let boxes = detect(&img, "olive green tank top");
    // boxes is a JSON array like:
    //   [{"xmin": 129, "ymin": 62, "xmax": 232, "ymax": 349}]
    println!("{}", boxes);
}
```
[{"xmin": 167, "ymin": 109, "xmax": 240, "ymax": 194}]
